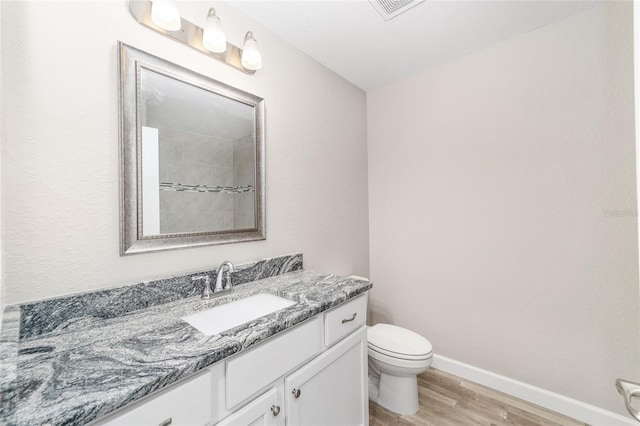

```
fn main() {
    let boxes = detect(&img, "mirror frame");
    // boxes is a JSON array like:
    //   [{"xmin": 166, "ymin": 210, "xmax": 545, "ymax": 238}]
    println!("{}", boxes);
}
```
[{"xmin": 118, "ymin": 42, "xmax": 265, "ymax": 255}]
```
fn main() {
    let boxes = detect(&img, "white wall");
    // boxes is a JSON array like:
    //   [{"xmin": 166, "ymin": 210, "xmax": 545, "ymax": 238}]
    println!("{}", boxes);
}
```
[
  {"xmin": 0, "ymin": 0, "xmax": 3, "ymax": 317},
  {"xmin": 367, "ymin": 2, "xmax": 638, "ymax": 415},
  {"xmin": 0, "ymin": 1, "xmax": 369, "ymax": 305}
]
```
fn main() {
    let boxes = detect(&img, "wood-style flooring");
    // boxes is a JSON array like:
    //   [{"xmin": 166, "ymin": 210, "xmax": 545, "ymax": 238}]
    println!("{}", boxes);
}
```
[{"xmin": 369, "ymin": 368, "xmax": 589, "ymax": 426}]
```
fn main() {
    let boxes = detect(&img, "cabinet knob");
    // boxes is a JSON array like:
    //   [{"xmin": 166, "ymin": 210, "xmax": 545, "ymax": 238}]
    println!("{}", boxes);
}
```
[
  {"xmin": 159, "ymin": 418, "xmax": 172, "ymax": 426},
  {"xmin": 292, "ymin": 388, "xmax": 301, "ymax": 398},
  {"xmin": 271, "ymin": 405, "xmax": 281, "ymax": 416}
]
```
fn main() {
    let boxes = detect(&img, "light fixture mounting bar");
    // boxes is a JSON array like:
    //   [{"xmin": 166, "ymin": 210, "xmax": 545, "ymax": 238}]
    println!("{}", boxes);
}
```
[{"xmin": 128, "ymin": 1, "xmax": 255, "ymax": 75}]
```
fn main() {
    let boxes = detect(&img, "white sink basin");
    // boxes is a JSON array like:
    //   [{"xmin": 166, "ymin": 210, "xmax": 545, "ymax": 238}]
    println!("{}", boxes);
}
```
[{"xmin": 182, "ymin": 293, "xmax": 296, "ymax": 336}]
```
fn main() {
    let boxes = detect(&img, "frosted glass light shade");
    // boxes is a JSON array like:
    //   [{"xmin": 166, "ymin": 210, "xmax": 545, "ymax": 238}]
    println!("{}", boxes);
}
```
[
  {"xmin": 241, "ymin": 32, "xmax": 262, "ymax": 71},
  {"xmin": 151, "ymin": 0, "xmax": 181, "ymax": 31},
  {"xmin": 202, "ymin": 9, "xmax": 226, "ymax": 53}
]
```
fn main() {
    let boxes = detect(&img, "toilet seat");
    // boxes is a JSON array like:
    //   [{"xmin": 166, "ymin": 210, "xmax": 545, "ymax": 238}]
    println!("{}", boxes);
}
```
[
  {"xmin": 368, "ymin": 345, "xmax": 432, "ymax": 370},
  {"xmin": 368, "ymin": 324, "xmax": 433, "ymax": 359},
  {"xmin": 368, "ymin": 343, "xmax": 433, "ymax": 361}
]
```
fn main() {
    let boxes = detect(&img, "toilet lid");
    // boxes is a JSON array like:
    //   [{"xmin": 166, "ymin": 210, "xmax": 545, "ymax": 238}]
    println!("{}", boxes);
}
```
[{"xmin": 368, "ymin": 324, "xmax": 432, "ymax": 357}]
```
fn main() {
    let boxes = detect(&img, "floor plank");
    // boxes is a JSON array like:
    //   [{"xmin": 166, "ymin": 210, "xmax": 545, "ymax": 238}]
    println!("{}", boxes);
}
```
[{"xmin": 369, "ymin": 368, "xmax": 589, "ymax": 426}]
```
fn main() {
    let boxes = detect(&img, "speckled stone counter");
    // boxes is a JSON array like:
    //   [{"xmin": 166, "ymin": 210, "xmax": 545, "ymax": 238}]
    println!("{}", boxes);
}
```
[{"xmin": 0, "ymin": 255, "xmax": 371, "ymax": 426}]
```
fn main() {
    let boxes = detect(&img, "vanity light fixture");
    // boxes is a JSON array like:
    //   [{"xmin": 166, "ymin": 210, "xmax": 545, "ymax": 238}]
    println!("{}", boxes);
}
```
[
  {"xmin": 150, "ymin": 0, "xmax": 181, "ymax": 31},
  {"xmin": 241, "ymin": 32, "xmax": 262, "ymax": 71},
  {"xmin": 202, "ymin": 8, "xmax": 227, "ymax": 54},
  {"xmin": 129, "ymin": 1, "xmax": 261, "ymax": 74}
]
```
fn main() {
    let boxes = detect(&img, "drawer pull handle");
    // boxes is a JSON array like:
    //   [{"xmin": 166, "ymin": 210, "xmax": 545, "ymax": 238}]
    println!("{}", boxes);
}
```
[
  {"xmin": 342, "ymin": 313, "xmax": 357, "ymax": 324},
  {"xmin": 159, "ymin": 418, "xmax": 172, "ymax": 426},
  {"xmin": 292, "ymin": 388, "xmax": 301, "ymax": 398},
  {"xmin": 271, "ymin": 405, "xmax": 281, "ymax": 416}
]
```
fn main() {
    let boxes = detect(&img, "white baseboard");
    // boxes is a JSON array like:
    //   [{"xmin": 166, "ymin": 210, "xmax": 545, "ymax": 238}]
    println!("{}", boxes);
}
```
[{"xmin": 431, "ymin": 354, "xmax": 635, "ymax": 426}]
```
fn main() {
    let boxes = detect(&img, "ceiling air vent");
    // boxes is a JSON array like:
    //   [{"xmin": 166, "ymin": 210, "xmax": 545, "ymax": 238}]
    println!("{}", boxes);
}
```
[{"xmin": 369, "ymin": 0, "xmax": 425, "ymax": 21}]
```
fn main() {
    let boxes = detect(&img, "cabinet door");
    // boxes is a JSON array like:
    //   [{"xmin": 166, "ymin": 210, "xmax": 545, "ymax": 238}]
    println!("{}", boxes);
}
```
[
  {"xmin": 285, "ymin": 327, "xmax": 368, "ymax": 426},
  {"xmin": 217, "ymin": 386, "xmax": 284, "ymax": 426}
]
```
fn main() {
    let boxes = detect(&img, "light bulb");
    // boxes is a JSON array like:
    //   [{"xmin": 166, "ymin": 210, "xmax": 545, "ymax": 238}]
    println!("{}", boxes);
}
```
[
  {"xmin": 241, "ymin": 32, "xmax": 262, "ymax": 71},
  {"xmin": 202, "ymin": 8, "xmax": 226, "ymax": 53},
  {"xmin": 151, "ymin": 0, "xmax": 181, "ymax": 31}
]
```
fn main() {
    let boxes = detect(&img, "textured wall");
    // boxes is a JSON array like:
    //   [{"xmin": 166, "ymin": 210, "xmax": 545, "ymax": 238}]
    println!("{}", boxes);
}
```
[
  {"xmin": 0, "ymin": 1, "xmax": 3, "ymax": 317},
  {"xmin": 367, "ymin": 2, "xmax": 638, "ymax": 414},
  {"xmin": 0, "ymin": 1, "xmax": 369, "ymax": 304}
]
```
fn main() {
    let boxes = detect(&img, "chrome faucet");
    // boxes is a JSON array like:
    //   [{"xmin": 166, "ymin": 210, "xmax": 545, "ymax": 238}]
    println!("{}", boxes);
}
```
[
  {"xmin": 191, "ymin": 275, "xmax": 212, "ymax": 300},
  {"xmin": 616, "ymin": 378, "xmax": 640, "ymax": 421},
  {"xmin": 214, "ymin": 261, "xmax": 235, "ymax": 293}
]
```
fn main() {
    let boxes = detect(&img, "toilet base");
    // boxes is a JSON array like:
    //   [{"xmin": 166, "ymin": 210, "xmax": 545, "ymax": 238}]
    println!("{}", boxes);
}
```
[{"xmin": 368, "ymin": 371, "xmax": 419, "ymax": 415}]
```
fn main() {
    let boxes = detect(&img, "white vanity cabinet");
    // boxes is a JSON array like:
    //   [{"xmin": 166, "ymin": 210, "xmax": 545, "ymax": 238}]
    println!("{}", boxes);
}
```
[
  {"xmin": 284, "ymin": 328, "xmax": 368, "ymax": 426},
  {"xmin": 218, "ymin": 293, "xmax": 368, "ymax": 426},
  {"xmin": 94, "ymin": 293, "xmax": 368, "ymax": 426},
  {"xmin": 225, "ymin": 318, "xmax": 323, "ymax": 409}
]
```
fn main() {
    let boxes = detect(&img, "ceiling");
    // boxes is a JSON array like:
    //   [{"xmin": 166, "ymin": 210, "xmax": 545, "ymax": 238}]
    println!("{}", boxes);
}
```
[{"xmin": 229, "ymin": 0, "xmax": 601, "ymax": 91}]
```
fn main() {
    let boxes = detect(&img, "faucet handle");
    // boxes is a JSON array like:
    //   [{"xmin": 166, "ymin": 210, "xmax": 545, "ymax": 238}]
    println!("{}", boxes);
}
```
[
  {"xmin": 222, "ymin": 261, "xmax": 234, "ymax": 290},
  {"xmin": 192, "ymin": 275, "xmax": 211, "ymax": 299},
  {"xmin": 224, "ymin": 269, "xmax": 233, "ymax": 290}
]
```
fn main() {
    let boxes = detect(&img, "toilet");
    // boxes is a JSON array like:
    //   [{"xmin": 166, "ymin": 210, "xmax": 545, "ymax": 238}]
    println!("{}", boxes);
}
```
[{"xmin": 367, "ymin": 323, "xmax": 433, "ymax": 415}]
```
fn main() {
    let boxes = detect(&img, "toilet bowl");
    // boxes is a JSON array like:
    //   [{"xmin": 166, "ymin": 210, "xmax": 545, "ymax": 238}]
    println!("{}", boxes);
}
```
[{"xmin": 367, "ymin": 323, "xmax": 433, "ymax": 415}]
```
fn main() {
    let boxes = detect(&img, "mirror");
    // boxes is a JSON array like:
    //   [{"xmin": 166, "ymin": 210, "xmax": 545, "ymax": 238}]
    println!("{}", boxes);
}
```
[{"xmin": 119, "ymin": 42, "xmax": 265, "ymax": 255}]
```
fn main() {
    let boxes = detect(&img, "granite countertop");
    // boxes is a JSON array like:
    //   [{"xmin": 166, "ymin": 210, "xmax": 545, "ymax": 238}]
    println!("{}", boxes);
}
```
[{"xmin": 0, "ymin": 269, "xmax": 372, "ymax": 426}]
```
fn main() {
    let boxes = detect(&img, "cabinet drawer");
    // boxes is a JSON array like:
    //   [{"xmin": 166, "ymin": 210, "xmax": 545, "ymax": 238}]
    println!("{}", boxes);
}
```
[
  {"xmin": 226, "ymin": 317, "xmax": 322, "ymax": 409},
  {"xmin": 324, "ymin": 294, "xmax": 367, "ymax": 347},
  {"xmin": 99, "ymin": 371, "xmax": 212, "ymax": 426}
]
